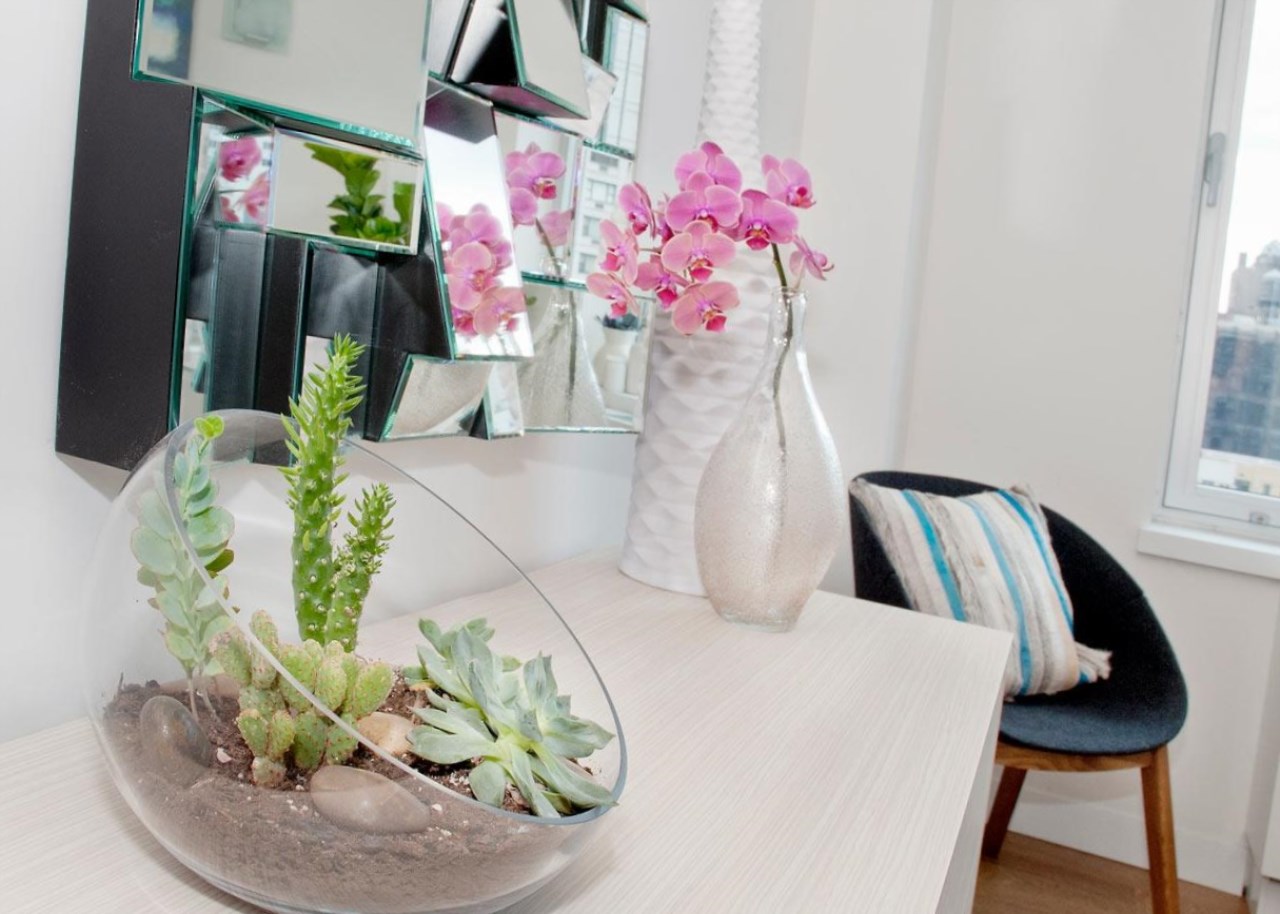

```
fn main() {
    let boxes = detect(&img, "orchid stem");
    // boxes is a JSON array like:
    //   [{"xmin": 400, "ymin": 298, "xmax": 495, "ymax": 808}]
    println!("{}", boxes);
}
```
[
  {"xmin": 770, "ymin": 243, "xmax": 789, "ymax": 291},
  {"xmin": 535, "ymin": 218, "xmax": 564, "ymax": 281}
]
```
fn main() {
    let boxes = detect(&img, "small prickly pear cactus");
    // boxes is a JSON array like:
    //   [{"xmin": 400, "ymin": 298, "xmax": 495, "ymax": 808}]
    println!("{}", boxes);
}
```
[
  {"xmin": 281, "ymin": 334, "xmax": 395, "ymax": 651},
  {"xmin": 210, "ymin": 610, "xmax": 395, "ymax": 787}
]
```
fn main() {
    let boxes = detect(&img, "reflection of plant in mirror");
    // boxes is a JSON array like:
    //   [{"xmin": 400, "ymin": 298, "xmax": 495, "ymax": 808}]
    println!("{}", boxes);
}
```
[
  {"xmin": 404, "ymin": 618, "xmax": 616, "ymax": 818},
  {"xmin": 305, "ymin": 142, "xmax": 415, "ymax": 245},
  {"xmin": 212, "ymin": 611, "xmax": 395, "ymax": 787},
  {"xmin": 283, "ymin": 334, "xmax": 395, "ymax": 650},
  {"xmin": 505, "ymin": 143, "xmax": 574, "ymax": 278},
  {"xmin": 436, "ymin": 203, "xmax": 528, "ymax": 337},
  {"xmin": 131, "ymin": 414, "xmax": 236, "ymax": 718}
]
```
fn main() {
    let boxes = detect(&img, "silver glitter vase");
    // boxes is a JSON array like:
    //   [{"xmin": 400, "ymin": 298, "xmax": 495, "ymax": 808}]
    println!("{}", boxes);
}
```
[{"xmin": 694, "ymin": 289, "xmax": 843, "ymax": 632}]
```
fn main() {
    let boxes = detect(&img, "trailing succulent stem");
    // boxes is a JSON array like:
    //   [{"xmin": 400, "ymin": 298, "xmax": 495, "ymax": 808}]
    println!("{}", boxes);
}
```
[
  {"xmin": 282, "ymin": 334, "xmax": 395, "ymax": 650},
  {"xmin": 131, "ymin": 414, "xmax": 236, "ymax": 717},
  {"xmin": 211, "ymin": 611, "xmax": 394, "ymax": 788},
  {"xmin": 404, "ymin": 619, "xmax": 616, "ymax": 818}
]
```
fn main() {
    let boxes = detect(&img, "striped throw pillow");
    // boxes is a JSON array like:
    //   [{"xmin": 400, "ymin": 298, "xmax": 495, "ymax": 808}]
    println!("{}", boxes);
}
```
[{"xmin": 851, "ymin": 481, "xmax": 1111, "ymax": 698}]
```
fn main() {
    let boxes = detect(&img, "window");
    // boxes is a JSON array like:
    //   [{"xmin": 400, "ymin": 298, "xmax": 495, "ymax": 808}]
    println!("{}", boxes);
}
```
[{"xmin": 1165, "ymin": 0, "xmax": 1280, "ymax": 532}]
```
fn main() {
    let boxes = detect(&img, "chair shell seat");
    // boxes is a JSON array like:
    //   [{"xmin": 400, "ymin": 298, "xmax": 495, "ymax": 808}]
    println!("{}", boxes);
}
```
[{"xmin": 850, "ymin": 471, "xmax": 1187, "ymax": 757}]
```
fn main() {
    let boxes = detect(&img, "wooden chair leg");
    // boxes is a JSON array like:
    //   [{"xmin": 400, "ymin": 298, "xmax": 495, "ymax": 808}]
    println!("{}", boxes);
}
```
[
  {"xmin": 982, "ymin": 766, "xmax": 1027, "ymax": 860},
  {"xmin": 1141, "ymin": 745, "xmax": 1180, "ymax": 914}
]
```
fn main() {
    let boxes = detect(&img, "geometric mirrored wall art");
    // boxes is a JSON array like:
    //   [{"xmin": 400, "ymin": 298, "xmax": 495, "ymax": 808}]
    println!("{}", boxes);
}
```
[
  {"xmin": 516, "ymin": 277, "xmax": 651, "ymax": 432},
  {"xmin": 495, "ymin": 112, "xmax": 583, "ymax": 282},
  {"xmin": 451, "ymin": 0, "xmax": 590, "ymax": 119},
  {"xmin": 196, "ymin": 97, "xmax": 425, "ymax": 256},
  {"xmin": 59, "ymin": 0, "xmax": 655, "ymax": 468},
  {"xmin": 136, "ymin": 0, "xmax": 431, "ymax": 151},
  {"xmin": 423, "ymin": 81, "xmax": 534, "ymax": 360}
]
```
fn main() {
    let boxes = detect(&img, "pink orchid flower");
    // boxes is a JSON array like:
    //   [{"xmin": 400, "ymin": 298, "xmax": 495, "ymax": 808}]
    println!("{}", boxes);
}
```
[
  {"xmin": 674, "ymin": 141, "xmax": 743, "ymax": 192},
  {"xmin": 241, "ymin": 173, "xmax": 271, "ymax": 225},
  {"xmin": 762, "ymin": 155, "xmax": 816, "ymax": 209},
  {"xmin": 599, "ymin": 220, "xmax": 640, "ymax": 283},
  {"xmin": 672, "ymin": 281, "xmax": 740, "ymax": 335},
  {"xmin": 539, "ymin": 209, "xmax": 573, "ymax": 248},
  {"xmin": 507, "ymin": 187, "xmax": 538, "ymax": 227},
  {"xmin": 219, "ymin": 137, "xmax": 262, "ymax": 183},
  {"xmin": 472, "ymin": 287, "xmax": 526, "ymax": 335},
  {"xmin": 452, "ymin": 307, "xmax": 477, "ymax": 336},
  {"xmin": 218, "ymin": 196, "xmax": 241, "ymax": 223},
  {"xmin": 636, "ymin": 255, "xmax": 685, "ymax": 309},
  {"xmin": 506, "ymin": 144, "xmax": 565, "ymax": 200},
  {"xmin": 587, "ymin": 271, "xmax": 637, "ymax": 318},
  {"xmin": 618, "ymin": 183, "xmax": 654, "ymax": 235},
  {"xmin": 790, "ymin": 236, "xmax": 834, "ymax": 281},
  {"xmin": 661, "ymin": 221, "xmax": 736, "ymax": 283},
  {"xmin": 445, "ymin": 241, "xmax": 497, "ymax": 311},
  {"xmin": 736, "ymin": 189, "xmax": 797, "ymax": 251},
  {"xmin": 665, "ymin": 173, "xmax": 743, "ymax": 233}
]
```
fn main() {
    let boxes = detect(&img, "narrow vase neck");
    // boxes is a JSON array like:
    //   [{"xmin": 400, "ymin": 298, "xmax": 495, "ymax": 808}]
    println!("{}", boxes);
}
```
[{"xmin": 767, "ymin": 288, "xmax": 807, "ymax": 361}]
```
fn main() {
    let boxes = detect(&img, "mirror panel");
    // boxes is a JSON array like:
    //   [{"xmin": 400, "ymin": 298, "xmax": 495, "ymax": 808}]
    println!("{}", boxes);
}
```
[
  {"xmin": 495, "ymin": 113, "xmax": 582, "ymax": 282},
  {"xmin": 567, "ymin": 145, "xmax": 631, "ymax": 283},
  {"xmin": 383, "ymin": 359, "xmax": 491, "ymax": 439},
  {"xmin": 546, "ymin": 57, "xmax": 618, "ymax": 139},
  {"xmin": 597, "ymin": 6, "xmax": 647, "ymax": 155},
  {"xmin": 479, "ymin": 364, "xmax": 527, "ymax": 438},
  {"xmin": 136, "ymin": 0, "xmax": 431, "ymax": 150},
  {"xmin": 516, "ymin": 278, "xmax": 650, "ymax": 431},
  {"xmin": 424, "ymin": 82, "xmax": 534, "ymax": 360},
  {"xmin": 608, "ymin": 0, "xmax": 648, "ymax": 19},
  {"xmin": 427, "ymin": 0, "xmax": 473, "ymax": 77},
  {"xmin": 452, "ymin": 0, "xmax": 590, "ymax": 118}
]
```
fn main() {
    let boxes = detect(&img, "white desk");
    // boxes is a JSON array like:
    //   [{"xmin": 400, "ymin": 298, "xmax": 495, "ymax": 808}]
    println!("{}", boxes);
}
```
[{"xmin": 0, "ymin": 552, "xmax": 1009, "ymax": 913}]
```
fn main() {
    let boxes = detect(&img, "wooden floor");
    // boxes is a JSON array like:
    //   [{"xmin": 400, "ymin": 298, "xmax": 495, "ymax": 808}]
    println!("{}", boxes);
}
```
[{"xmin": 974, "ymin": 834, "xmax": 1247, "ymax": 914}]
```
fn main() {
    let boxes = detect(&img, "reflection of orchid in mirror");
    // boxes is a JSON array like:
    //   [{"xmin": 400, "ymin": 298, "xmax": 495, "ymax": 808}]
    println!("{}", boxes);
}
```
[
  {"xmin": 215, "ymin": 134, "xmax": 271, "ymax": 226},
  {"xmin": 504, "ymin": 143, "xmax": 574, "ymax": 277},
  {"xmin": 437, "ymin": 203, "xmax": 527, "ymax": 338},
  {"xmin": 586, "ymin": 142, "xmax": 834, "ymax": 335},
  {"xmin": 304, "ymin": 142, "xmax": 415, "ymax": 246}
]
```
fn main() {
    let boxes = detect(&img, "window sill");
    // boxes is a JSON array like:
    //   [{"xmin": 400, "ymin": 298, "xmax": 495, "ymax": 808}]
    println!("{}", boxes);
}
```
[{"xmin": 1137, "ymin": 519, "xmax": 1280, "ymax": 580}]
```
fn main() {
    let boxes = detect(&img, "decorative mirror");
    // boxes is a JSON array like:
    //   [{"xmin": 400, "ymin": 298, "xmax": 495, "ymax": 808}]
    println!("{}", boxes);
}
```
[
  {"xmin": 58, "ymin": 0, "xmax": 653, "ymax": 467},
  {"xmin": 136, "ymin": 0, "xmax": 432, "ymax": 150}
]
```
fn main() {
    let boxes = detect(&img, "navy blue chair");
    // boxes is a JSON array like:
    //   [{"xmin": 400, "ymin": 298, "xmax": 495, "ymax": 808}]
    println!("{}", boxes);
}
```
[{"xmin": 850, "ymin": 471, "xmax": 1188, "ymax": 914}]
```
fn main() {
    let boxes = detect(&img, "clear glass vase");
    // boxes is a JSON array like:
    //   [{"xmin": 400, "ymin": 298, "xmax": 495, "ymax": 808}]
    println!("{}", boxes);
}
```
[{"xmin": 694, "ymin": 288, "xmax": 843, "ymax": 632}]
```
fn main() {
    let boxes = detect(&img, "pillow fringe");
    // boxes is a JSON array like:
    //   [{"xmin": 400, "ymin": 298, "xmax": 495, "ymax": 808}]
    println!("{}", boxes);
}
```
[{"xmin": 1076, "ymin": 643, "xmax": 1112, "ymax": 683}]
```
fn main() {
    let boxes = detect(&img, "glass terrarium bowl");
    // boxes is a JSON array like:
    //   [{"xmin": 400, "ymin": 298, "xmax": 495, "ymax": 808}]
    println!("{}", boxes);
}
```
[{"xmin": 82, "ymin": 410, "xmax": 626, "ymax": 914}]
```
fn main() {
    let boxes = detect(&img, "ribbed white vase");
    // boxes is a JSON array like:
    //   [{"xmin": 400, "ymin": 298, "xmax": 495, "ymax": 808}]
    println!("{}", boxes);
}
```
[{"xmin": 618, "ymin": 0, "xmax": 770, "ymax": 595}]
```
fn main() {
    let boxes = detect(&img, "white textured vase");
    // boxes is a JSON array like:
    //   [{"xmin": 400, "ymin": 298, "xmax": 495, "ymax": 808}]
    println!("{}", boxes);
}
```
[{"xmin": 618, "ymin": 0, "xmax": 769, "ymax": 595}]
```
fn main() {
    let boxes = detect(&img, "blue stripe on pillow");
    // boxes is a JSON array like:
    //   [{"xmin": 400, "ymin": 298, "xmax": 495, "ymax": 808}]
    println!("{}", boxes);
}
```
[
  {"xmin": 996, "ymin": 489, "xmax": 1074, "ymax": 635},
  {"xmin": 901, "ymin": 490, "xmax": 966, "ymax": 622},
  {"xmin": 966, "ymin": 501, "xmax": 1032, "ymax": 696}
]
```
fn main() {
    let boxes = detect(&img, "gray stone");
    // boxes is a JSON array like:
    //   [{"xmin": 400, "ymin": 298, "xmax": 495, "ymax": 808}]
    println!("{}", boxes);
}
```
[
  {"xmin": 139, "ymin": 695, "xmax": 215, "ymax": 787},
  {"xmin": 356, "ymin": 712, "xmax": 415, "ymax": 757},
  {"xmin": 310, "ymin": 765, "xmax": 434, "ymax": 834}
]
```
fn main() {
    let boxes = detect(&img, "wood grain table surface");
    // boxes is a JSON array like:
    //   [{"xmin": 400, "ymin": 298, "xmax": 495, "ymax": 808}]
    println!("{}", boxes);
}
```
[{"xmin": 0, "ymin": 551, "xmax": 1010, "ymax": 914}]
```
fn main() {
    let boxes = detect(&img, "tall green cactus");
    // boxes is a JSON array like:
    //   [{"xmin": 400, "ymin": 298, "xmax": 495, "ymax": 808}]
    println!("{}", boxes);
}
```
[
  {"xmin": 281, "ymin": 335, "xmax": 395, "ymax": 650},
  {"xmin": 212, "ymin": 611, "xmax": 395, "ymax": 788},
  {"xmin": 132, "ymin": 414, "xmax": 236, "ymax": 717}
]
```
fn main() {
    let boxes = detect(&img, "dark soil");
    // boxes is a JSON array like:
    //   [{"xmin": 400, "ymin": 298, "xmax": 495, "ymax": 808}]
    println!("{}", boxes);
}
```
[{"xmin": 100, "ymin": 676, "xmax": 599, "ymax": 914}]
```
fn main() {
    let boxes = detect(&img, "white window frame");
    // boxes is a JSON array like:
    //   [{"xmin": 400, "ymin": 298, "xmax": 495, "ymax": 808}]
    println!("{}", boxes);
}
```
[{"xmin": 1162, "ymin": 0, "xmax": 1280, "ymax": 539}]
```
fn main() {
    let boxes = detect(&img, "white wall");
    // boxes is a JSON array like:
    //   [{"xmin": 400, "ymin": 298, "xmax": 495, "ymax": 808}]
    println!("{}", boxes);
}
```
[
  {"xmin": 800, "ymin": 0, "xmax": 956, "ymax": 595},
  {"xmin": 0, "ymin": 0, "xmax": 821, "ymax": 743},
  {"xmin": 903, "ymin": 0, "xmax": 1280, "ymax": 892}
]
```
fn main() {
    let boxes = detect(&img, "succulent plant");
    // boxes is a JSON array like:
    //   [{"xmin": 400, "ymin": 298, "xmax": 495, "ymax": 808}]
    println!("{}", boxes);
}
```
[
  {"xmin": 132, "ymin": 414, "xmax": 236, "ymax": 717},
  {"xmin": 281, "ymin": 334, "xmax": 395, "ymax": 650},
  {"xmin": 212, "ymin": 610, "xmax": 395, "ymax": 788},
  {"xmin": 405, "ymin": 618, "xmax": 615, "ymax": 818}
]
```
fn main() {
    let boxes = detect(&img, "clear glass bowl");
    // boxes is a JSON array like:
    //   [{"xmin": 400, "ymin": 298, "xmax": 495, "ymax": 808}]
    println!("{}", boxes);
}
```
[{"xmin": 82, "ymin": 410, "xmax": 626, "ymax": 914}]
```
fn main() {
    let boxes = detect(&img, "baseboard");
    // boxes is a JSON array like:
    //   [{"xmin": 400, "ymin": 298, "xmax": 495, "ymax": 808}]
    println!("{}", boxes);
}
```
[
  {"xmin": 1247, "ymin": 842, "xmax": 1280, "ymax": 914},
  {"xmin": 1008, "ymin": 785, "xmax": 1248, "ymax": 895}
]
